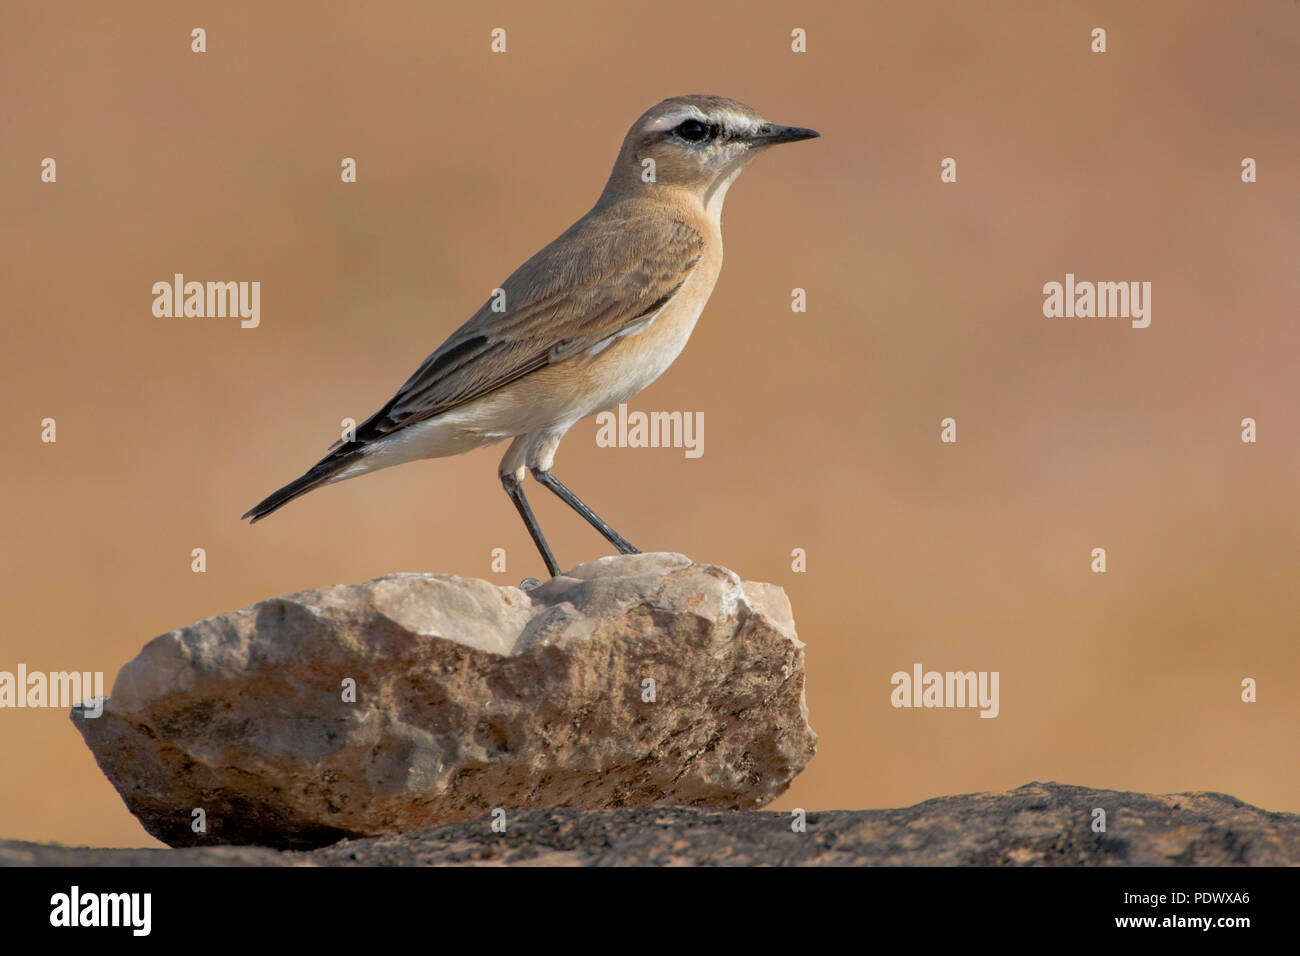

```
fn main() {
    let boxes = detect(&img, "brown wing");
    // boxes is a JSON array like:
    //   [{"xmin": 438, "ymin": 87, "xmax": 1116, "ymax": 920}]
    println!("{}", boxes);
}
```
[{"xmin": 348, "ymin": 207, "xmax": 703, "ymax": 445}]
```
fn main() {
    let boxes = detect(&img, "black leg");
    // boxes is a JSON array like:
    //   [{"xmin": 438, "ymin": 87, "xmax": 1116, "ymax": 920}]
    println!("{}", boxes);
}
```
[
  {"xmin": 501, "ymin": 473, "xmax": 561, "ymax": 577},
  {"xmin": 531, "ymin": 469, "xmax": 640, "ymax": 555}
]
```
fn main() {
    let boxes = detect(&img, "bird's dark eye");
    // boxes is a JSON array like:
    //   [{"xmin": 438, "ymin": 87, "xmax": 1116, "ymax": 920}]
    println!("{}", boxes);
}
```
[{"xmin": 675, "ymin": 119, "xmax": 709, "ymax": 142}]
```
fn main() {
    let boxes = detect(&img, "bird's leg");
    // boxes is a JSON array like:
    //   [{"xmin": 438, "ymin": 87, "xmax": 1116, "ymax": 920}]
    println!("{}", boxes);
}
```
[
  {"xmin": 530, "ymin": 469, "xmax": 640, "ymax": 555},
  {"xmin": 501, "ymin": 473, "xmax": 561, "ymax": 577}
]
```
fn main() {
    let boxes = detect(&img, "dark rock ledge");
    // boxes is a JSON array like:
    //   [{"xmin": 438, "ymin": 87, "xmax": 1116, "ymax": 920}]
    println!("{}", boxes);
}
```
[{"xmin": 4, "ymin": 783, "xmax": 1295, "ymax": 866}]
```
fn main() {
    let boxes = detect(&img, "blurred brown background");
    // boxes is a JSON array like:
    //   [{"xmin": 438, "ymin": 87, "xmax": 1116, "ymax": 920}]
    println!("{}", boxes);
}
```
[{"xmin": 1, "ymin": 0, "xmax": 1297, "ymax": 848}]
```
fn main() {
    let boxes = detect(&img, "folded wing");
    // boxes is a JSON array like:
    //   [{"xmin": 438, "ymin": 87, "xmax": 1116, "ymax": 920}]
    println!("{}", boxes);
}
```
[{"xmin": 348, "ymin": 209, "xmax": 705, "ymax": 446}]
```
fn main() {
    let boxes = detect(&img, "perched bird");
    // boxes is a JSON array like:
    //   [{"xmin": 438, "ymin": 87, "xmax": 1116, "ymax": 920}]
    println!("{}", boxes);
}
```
[{"xmin": 243, "ymin": 95, "xmax": 819, "ymax": 576}]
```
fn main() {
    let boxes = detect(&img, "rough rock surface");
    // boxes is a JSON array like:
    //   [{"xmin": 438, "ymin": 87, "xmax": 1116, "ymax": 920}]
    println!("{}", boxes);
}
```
[
  {"xmin": 5, "ymin": 784, "xmax": 1295, "ymax": 866},
  {"xmin": 71, "ymin": 553, "xmax": 816, "ymax": 849}
]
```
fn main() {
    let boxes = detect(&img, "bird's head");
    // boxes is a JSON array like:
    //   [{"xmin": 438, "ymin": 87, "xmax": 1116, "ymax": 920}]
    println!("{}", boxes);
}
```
[{"xmin": 604, "ymin": 95, "xmax": 819, "ymax": 213}]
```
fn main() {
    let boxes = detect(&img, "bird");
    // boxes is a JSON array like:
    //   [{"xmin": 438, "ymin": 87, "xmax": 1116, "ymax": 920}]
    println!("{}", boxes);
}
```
[{"xmin": 242, "ymin": 95, "xmax": 819, "ymax": 577}]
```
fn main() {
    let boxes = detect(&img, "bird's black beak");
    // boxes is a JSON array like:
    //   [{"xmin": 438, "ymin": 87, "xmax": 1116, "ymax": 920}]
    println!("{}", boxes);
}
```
[{"xmin": 742, "ymin": 123, "xmax": 821, "ymax": 147}]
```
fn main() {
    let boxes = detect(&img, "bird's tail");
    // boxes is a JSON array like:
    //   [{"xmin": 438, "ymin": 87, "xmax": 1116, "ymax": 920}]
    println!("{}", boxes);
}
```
[{"xmin": 241, "ymin": 446, "xmax": 364, "ymax": 523}]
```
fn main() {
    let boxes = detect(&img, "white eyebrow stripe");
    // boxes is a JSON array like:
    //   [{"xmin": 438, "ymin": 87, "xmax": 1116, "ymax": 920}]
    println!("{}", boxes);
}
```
[
  {"xmin": 645, "ymin": 107, "xmax": 763, "ymax": 137},
  {"xmin": 644, "ymin": 107, "xmax": 709, "ymax": 132},
  {"xmin": 716, "ymin": 110, "xmax": 761, "ymax": 135}
]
